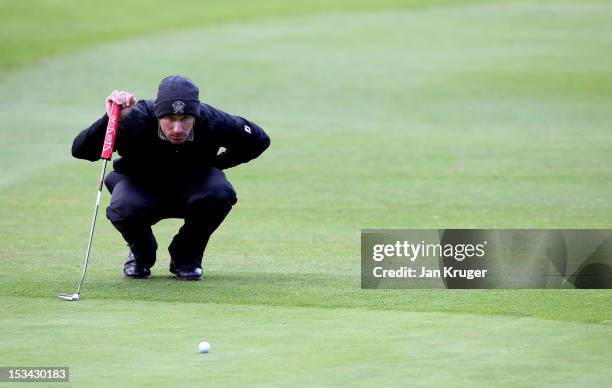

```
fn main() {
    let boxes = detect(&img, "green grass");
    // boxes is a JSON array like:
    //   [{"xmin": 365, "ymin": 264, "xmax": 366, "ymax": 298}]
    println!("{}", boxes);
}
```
[
  {"xmin": 0, "ymin": 0, "xmax": 468, "ymax": 72},
  {"xmin": 2, "ymin": 298, "xmax": 611, "ymax": 386},
  {"xmin": 1, "ymin": 0, "xmax": 611, "ymax": 386}
]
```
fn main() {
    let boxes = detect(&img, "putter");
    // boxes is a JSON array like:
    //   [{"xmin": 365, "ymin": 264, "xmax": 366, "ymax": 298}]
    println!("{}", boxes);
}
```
[{"xmin": 59, "ymin": 103, "xmax": 121, "ymax": 301}]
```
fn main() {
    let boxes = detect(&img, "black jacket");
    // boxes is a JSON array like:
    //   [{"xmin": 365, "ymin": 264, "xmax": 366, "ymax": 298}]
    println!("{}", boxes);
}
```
[{"xmin": 72, "ymin": 100, "xmax": 270, "ymax": 182}]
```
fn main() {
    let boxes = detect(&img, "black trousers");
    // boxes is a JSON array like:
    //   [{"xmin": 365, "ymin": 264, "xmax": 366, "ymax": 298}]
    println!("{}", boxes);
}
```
[{"xmin": 104, "ymin": 168, "xmax": 237, "ymax": 269}]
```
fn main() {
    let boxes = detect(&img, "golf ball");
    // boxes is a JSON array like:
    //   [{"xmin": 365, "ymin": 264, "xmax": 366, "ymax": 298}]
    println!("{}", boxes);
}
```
[{"xmin": 198, "ymin": 341, "xmax": 210, "ymax": 353}]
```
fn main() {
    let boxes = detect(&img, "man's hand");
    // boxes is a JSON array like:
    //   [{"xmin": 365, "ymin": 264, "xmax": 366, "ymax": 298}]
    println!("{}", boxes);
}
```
[{"xmin": 106, "ymin": 90, "xmax": 136, "ymax": 120}]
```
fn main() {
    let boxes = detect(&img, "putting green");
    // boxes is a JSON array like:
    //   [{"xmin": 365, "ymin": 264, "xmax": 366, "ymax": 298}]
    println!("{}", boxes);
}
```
[
  {"xmin": 2, "ymin": 297, "xmax": 611, "ymax": 386},
  {"xmin": 1, "ymin": 1, "xmax": 611, "ymax": 386}
]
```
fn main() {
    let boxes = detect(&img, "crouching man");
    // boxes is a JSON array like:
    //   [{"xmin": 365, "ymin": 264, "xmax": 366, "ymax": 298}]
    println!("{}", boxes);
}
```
[{"xmin": 72, "ymin": 75, "xmax": 270, "ymax": 280}]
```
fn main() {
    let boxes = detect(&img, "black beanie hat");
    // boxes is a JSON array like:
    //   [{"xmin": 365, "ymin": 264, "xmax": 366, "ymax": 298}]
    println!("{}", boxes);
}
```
[{"xmin": 154, "ymin": 75, "xmax": 200, "ymax": 118}]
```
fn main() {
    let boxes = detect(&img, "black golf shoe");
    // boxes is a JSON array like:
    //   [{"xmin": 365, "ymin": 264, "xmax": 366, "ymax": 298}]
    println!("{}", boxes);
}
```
[
  {"xmin": 169, "ymin": 261, "xmax": 203, "ymax": 281},
  {"xmin": 124, "ymin": 252, "xmax": 151, "ymax": 279}
]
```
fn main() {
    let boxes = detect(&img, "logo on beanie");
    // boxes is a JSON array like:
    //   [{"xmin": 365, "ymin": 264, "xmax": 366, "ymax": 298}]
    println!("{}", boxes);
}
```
[{"xmin": 171, "ymin": 100, "xmax": 185, "ymax": 114}]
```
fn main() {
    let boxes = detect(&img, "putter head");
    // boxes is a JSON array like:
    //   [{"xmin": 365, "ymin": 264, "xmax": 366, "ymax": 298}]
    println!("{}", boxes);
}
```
[{"xmin": 58, "ymin": 293, "xmax": 80, "ymax": 301}]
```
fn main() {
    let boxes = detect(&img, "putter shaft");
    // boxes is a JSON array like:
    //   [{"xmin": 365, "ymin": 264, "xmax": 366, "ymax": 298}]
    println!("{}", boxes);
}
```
[
  {"xmin": 59, "ymin": 159, "xmax": 108, "ymax": 301},
  {"xmin": 76, "ymin": 159, "xmax": 108, "ymax": 294}
]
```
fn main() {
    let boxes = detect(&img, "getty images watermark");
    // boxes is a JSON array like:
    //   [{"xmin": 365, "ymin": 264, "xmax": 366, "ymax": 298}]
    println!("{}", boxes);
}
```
[
  {"xmin": 361, "ymin": 229, "xmax": 612, "ymax": 289},
  {"xmin": 371, "ymin": 239, "xmax": 489, "ymax": 280}
]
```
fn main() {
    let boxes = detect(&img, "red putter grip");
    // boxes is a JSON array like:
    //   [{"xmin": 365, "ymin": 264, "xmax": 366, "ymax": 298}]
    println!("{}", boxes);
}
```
[{"xmin": 101, "ymin": 103, "xmax": 121, "ymax": 160}]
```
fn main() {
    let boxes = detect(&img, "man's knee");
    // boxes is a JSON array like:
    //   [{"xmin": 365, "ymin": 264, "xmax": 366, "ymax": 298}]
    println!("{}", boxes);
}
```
[
  {"xmin": 188, "ymin": 182, "xmax": 237, "ymax": 209},
  {"xmin": 209, "ymin": 183, "xmax": 238, "ymax": 205},
  {"xmin": 106, "ymin": 184, "xmax": 155, "ymax": 224},
  {"xmin": 106, "ymin": 200, "xmax": 154, "ymax": 225}
]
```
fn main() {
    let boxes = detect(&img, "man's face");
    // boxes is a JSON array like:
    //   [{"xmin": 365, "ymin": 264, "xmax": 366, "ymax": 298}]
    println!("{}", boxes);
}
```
[{"xmin": 159, "ymin": 115, "xmax": 195, "ymax": 144}]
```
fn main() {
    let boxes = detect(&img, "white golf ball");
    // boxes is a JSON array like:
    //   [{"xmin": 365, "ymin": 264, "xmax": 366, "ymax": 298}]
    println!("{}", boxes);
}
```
[{"xmin": 198, "ymin": 341, "xmax": 210, "ymax": 353}]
